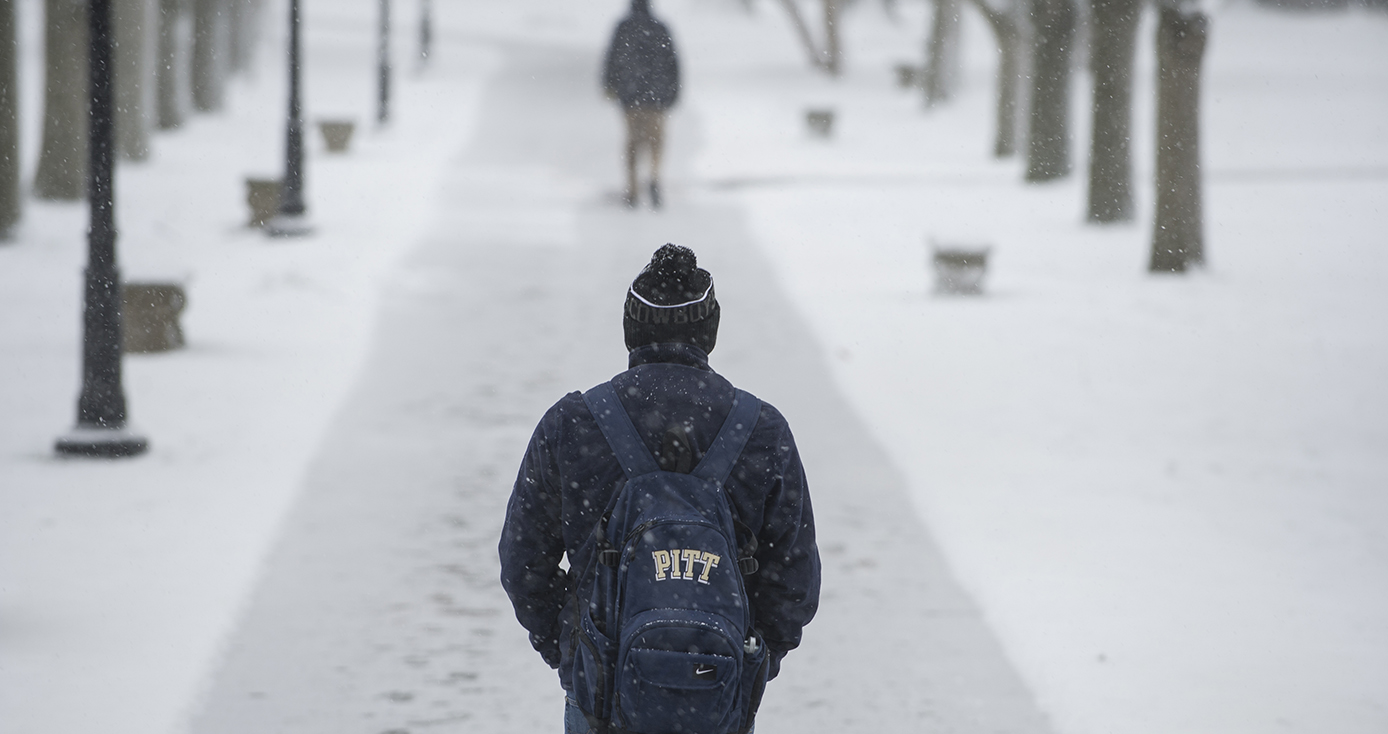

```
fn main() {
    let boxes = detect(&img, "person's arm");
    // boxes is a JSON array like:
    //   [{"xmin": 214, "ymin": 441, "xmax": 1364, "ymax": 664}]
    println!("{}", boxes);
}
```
[
  {"xmin": 498, "ymin": 404, "xmax": 569, "ymax": 668},
  {"xmin": 667, "ymin": 32, "xmax": 680, "ymax": 105},
  {"xmin": 602, "ymin": 24, "xmax": 625, "ymax": 97},
  {"xmin": 747, "ymin": 414, "xmax": 821, "ymax": 680}
]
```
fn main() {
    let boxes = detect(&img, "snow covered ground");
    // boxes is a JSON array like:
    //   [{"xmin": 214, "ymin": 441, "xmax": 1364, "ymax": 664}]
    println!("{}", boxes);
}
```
[{"xmin": 1, "ymin": 2, "xmax": 1385, "ymax": 734}]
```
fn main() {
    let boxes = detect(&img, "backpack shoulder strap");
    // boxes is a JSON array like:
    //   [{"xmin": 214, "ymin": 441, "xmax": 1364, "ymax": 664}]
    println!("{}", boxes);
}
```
[
  {"xmin": 582, "ymin": 381, "xmax": 660, "ymax": 479},
  {"xmin": 692, "ymin": 389, "xmax": 762, "ymax": 485}
]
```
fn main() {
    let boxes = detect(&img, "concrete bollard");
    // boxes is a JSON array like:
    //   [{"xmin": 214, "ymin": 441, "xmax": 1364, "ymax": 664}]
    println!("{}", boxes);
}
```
[
  {"xmin": 122, "ymin": 282, "xmax": 187, "ymax": 352},
  {"xmin": 318, "ymin": 119, "xmax": 356, "ymax": 153},
  {"xmin": 245, "ymin": 177, "xmax": 282, "ymax": 227},
  {"xmin": 806, "ymin": 109, "xmax": 835, "ymax": 138},
  {"xmin": 931, "ymin": 245, "xmax": 990, "ymax": 295}
]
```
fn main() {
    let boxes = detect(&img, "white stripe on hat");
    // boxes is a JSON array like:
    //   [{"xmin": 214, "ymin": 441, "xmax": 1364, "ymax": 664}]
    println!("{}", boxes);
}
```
[{"xmin": 627, "ymin": 280, "xmax": 714, "ymax": 309}]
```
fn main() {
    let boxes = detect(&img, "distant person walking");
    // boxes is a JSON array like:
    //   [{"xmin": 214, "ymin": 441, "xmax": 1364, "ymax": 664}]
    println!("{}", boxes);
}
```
[{"xmin": 603, "ymin": 0, "xmax": 680, "ymax": 210}]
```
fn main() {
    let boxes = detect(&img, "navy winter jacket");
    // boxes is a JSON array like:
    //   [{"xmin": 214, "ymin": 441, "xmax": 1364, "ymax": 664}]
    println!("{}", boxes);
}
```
[
  {"xmin": 499, "ymin": 343, "xmax": 820, "ymax": 687},
  {"xmin": 602, "ymin": 7, "xmax": 680, "ymax": 110}
]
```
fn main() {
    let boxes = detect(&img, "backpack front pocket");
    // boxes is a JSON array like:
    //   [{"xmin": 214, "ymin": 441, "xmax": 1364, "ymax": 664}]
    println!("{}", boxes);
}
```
[
  {"xmin": 614, "ymin": 608, "xmax": 744, "ymax": 734},
  {"xmin": 618, "ymin": 648, "xmax": 738, "ymax": 734}
]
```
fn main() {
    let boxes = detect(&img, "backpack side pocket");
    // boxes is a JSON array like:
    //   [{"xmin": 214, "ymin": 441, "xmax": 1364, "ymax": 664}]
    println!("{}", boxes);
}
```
[
  {"xmin": 571, "ymin": 605, "xmax": 616, "ymax": 721},
  {"xmin": 737, "ymin": 631, "xmax": 770, "ymax": 734}
]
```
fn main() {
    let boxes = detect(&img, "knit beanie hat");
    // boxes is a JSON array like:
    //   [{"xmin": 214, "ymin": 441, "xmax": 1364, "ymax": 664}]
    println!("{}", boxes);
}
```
[{"xmin": 623, "ymin": 244, "xmax": 720, "ymax": 353}]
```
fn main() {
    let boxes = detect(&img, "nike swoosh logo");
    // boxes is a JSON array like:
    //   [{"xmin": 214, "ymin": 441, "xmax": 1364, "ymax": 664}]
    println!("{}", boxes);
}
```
[{"xmin": 695, "ymin": 666, "xmax": 715, "ymax": 675}]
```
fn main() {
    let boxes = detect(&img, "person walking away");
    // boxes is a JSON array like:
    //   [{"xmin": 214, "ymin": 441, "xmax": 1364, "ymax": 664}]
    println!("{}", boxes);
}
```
[
  {"xmin": 499, "ymin": 244, "xmax": 821, "ymax": 734},
  {"xmin": 603, "ymin": 0, "xmax": 680, "ymax": 210}
]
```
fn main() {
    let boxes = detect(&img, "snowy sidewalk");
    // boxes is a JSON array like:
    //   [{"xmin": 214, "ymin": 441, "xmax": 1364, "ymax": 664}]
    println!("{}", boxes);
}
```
[{"xmin": 185, "ymin": 41, "xmax": 1052, "ymax": 734}]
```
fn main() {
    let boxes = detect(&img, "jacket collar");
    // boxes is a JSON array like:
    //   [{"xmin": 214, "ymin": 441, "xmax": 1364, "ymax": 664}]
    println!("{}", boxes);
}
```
[{"xmin": 627, "ymin": 342, "xmax": 712, "ymax": 371}]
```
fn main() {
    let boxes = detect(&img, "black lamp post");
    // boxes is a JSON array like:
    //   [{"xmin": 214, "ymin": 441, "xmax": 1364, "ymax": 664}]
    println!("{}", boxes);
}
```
[
  {"xmin": 267, "ymin": 0, "xmax": 311, "ymax": 237},
  {"xmin": 378, "ymin": 0, "xmax": 390, "ymax": 124},
  {"xmin": 55, "ymin": 0, "xmax": 147, "ymax": 457}
]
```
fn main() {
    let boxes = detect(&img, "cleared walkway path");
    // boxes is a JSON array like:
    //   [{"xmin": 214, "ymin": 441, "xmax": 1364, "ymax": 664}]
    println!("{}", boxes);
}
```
[{"xmin": 186, "ymin": 43, "xmax": 1052, "ymax": 734}]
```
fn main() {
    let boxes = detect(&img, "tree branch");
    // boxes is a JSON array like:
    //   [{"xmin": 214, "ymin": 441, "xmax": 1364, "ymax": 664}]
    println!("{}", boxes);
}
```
[
  {"xmin": 965, "ymin": 0, "xmax": 1009, "ymax": 36},
  {"xmin": 776, "ymin": 0, "xmax": 830, "ymax": 71}
]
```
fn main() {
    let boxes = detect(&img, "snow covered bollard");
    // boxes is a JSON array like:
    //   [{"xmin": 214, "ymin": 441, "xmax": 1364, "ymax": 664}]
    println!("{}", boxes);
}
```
[
  {"xmin": 318, "ymin": 119, "xmax": 356, "ymax": 153},
  {"xmin": 931, "ymin": 245, "xmax": 990, "ymax": 296},
  {"xmin": 806, "ymin": 109, "xmax": 835, "ymax": 138},
  {"xmin": 245, "ymin": 177, "xmax": 282, "ymax": 227},
  {"xmin": 122, "ymin": 283, "xmax": 186, "ymax": 353}
]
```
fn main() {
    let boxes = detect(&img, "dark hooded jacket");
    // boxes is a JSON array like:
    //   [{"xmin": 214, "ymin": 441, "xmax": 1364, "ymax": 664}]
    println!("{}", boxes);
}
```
[
  {"xmin": 602, "ymin": 0, "xmax": 680, "ymax": 110},
  {"xmin": 499, "ymin": 342, "xmax": 821, "ymax": 687}
]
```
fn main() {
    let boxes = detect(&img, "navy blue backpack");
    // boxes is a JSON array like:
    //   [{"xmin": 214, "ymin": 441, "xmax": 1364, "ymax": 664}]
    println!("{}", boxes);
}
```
[{"xmin": 570, "ymin": 382, "xmax": 770, "ymax": 734}]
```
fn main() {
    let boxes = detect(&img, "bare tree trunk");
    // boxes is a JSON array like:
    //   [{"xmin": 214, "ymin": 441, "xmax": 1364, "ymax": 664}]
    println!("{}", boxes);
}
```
[
  {"xmin": 967, "ymin": 0, "xmax": 1024, "ymax": 157},
  {"xmin": 227, "ymin": 0, "xmax": 246, "ymax": 72},
  {"xmin": 1150, "ymin": 7, "xmax": 1208, "ymax": 272},
  {"xmin": 1025, "ymin": 0, "xmax": 1076, "ymax": 182},
  {"xmin": 192, "ymin": 0, "xmax": 225, "ymax": 111},
  {"xmin": 377, "ymin": 0, "xmax": 390, "ymax": 123},
  {"xmin": 156, "ymin": 0, "xmax": 184, "ymax": 128},
  {"xmin": 34, "ymin": 0, "xmax": 89, "ymax": 200},
  {"xmin": 228, "ymin": 0, "xmax": 260, "ymax": 73},
  {"xmin": 993, "ymin": 13, "xmax": 1023, "ymax": 156},
  {"xmin": 1086, "ymin": 0, "xmax": 1140, "ymax": 222},
  {"xmin": 115, "ymin": 0, "xmax": 151, "ymax": 160},
  {"xmin": 922, "ymin": 0, "xmax": 961, "ymax": 106},
  {"xmin": 824, "ymin": 0, "xmax": 841, "ymax": 76},
  {"xmin": 0, "ymin": 0, "xmax": 19, "ymax": 236}
]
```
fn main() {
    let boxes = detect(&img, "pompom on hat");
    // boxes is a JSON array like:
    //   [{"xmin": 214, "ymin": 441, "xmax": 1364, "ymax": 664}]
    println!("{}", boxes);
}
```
[{"xmin": 623, "ymin": 244, "xmax": 720, "ymax": 353}]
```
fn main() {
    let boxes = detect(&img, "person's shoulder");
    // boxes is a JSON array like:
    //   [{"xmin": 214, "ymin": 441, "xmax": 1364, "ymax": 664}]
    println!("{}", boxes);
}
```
[
  {"xmin": 729, "ymin": 388, "xmax": 793, "ymax": 436},
  {"xmin": 537, "ymin": 389, "xmax": 592, "ymax": 429},
  {"xmin": 728, "ymin": 391, "xmax": 801, "ymax": 469},
  {"xmin": 557, "ymin": 388, "xmax": 591, "ymax": 413},
  {"xmin": 650, "ymin": 17, "xmax": 676, "ymax": 41},
  {"xmin": 759, "ymin": 398, "xmax": 793, "ymax": 434},
  {"xmin": 613, "ymin": 15, "xmax": 646, "ymax": 36},
  {"xmin": 608, "ymin": 17, "xmax": 636, "ymax": 43}
]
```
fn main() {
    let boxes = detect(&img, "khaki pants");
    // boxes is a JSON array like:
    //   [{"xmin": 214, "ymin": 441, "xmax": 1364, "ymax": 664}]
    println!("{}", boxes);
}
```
[{"xmin": 624, "ymin": 107, "xmax": 666, "ymax": 200}]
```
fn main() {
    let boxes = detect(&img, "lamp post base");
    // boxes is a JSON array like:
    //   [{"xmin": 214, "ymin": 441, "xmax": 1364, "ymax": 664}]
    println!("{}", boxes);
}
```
[
  {"xmin": 55, "ymin": 426, "xmax": 149, "ymax": 458},
  {"xmin": 265, "ymin": 213, "xmax": 314, "ymax": 238}
]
